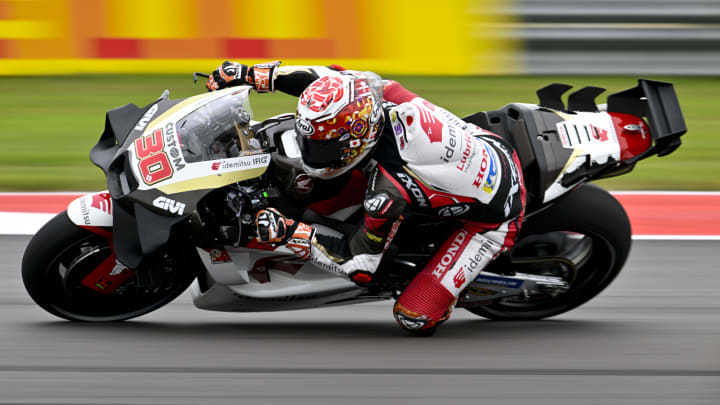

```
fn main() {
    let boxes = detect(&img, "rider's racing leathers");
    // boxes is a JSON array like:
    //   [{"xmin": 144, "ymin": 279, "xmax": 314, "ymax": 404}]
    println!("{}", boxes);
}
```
[{"xmin": 235, "ymin": 63, "xmax": 526, "ymax": 332}]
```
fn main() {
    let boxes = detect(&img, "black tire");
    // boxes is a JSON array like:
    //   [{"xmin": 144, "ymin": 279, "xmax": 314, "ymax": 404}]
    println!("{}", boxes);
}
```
[
  {"xmin": 22, "ymin": 211, "xmax": 197, "ymax": 321},
  {"xmin": 465, "ymin": 184, "xmax": 631, "ymax": 320}
]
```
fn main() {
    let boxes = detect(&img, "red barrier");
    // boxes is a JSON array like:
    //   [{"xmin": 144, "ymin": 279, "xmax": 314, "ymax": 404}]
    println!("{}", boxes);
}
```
[
  {"xmin": 1, "ymin": 192, "xmax": 719, "ymax": 236},
  {"xmin": 0, "ymin": 193, "xmax": 82, "ymax": 214},
  {"xmin": 613, "ymin": 193, "xmax": 720, "ymax": 236}
]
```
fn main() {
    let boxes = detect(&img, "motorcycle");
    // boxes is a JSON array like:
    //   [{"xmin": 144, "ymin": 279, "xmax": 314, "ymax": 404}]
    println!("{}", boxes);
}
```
[{"xmin": 22, "ymin": 77, "xmax": 686, "ymax": 324}]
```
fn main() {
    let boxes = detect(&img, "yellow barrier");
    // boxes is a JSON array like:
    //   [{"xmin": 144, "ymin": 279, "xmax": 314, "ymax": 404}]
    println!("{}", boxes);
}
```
[{"xmin": 0, "ymin": 0, "xmax": 518, "ymax": 75}]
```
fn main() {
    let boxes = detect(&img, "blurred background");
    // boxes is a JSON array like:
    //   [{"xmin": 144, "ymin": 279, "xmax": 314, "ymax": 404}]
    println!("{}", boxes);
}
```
[{"xmin": 0, "ymin": 0, "xmax": 718, "ymax": 190}]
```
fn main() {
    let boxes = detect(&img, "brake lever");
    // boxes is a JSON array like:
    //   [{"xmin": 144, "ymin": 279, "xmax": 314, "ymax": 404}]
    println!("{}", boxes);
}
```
[{"xmin": 193, "ymin": 72, "xmax": 210, "ymax": 84}]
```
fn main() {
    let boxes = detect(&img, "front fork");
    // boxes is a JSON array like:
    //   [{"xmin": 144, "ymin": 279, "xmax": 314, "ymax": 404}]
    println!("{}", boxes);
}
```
[{"xmin": 66, "ymin": 191, "xmax": 135, "ymax": 294}]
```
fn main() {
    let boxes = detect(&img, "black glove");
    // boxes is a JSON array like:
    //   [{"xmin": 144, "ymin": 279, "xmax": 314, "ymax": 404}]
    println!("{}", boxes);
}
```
[
  {"xmin": 255, "ymin": 208, "xmax": 296, "ymax": 244},
  {"xmin": 255, "ymin": 208, "xmax": 315, "ymax": 260},
  {"xmin": 206, "ymin": 61, "xmax": 249, "ymax": 91}
]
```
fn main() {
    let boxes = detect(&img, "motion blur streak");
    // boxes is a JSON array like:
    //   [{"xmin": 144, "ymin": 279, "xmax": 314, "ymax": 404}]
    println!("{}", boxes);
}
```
[
  {"xmin": 1, "ymin": 236, "xmax": 718, "ymax": 404},
  {"xmin": 0, "ymin": 0, "xmax": 517, "ymax": 75}
]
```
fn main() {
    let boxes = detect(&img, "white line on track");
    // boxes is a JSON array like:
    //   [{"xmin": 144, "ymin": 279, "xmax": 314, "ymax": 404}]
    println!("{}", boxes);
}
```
[{"xmin": 0, "ymin": 212, "xmax": 55, "ymax": 235}]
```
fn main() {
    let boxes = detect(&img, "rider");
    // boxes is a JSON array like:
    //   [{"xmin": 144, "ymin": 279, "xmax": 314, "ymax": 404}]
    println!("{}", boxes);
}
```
[{"xmin": 206, "ymin": 61, "xmax": 526, "ymax": 334}]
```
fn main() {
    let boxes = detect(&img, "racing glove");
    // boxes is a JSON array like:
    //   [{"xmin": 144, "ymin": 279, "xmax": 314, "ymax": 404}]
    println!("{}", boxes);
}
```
[
  {"xmin": 206, "ymin": 60, "xmax": 281, "ymax": 92},
  {"xmin": 206, "ymin": 61, "xmax": 250, "ymax": 91},
  {"xmin": 248, "ymin": 60, "xmax": 281, "ymax": 93},
  {"xmin": 255, "ymin": 208, "xmax": 315, "ymax": 260}
]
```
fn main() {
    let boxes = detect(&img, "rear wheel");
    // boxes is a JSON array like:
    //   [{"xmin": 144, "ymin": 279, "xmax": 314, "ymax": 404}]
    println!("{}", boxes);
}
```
[
  {"xmin": 465, "ymin": 184, "xmax": 631, "ymax": 320},
  {"xmin": 22, "ymin": 211, "xmax": 197, "ymax": 321}
]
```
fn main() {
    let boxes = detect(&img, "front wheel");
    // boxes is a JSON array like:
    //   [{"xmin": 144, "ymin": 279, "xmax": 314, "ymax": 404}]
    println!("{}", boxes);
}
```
[
  {"xmin": 465, "ymin": 184, "xmax": 632, "ymax": 320},
  {"xmin": 22, "ymin": 211, "xmax": 197, "ymax": 321}
]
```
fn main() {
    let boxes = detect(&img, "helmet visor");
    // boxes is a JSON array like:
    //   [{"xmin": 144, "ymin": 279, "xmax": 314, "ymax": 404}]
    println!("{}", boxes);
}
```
[{"xmin": 296, "ymin": 134, "xmax": 348, "ymax": 169}]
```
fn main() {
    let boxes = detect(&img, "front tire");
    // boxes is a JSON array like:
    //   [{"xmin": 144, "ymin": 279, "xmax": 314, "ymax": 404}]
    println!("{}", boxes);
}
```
[
  {"xmin": 465, "ymin": 184, "xmax": 632, "ymax": 320},
  {"xmin": 22, "ymin": 211, "xmax": 197, "ymax": 321}
]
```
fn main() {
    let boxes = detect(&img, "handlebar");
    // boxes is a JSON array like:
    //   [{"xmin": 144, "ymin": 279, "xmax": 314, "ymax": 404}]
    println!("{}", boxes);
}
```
[{"xmin": 193, "ymin": 72, "xmax": 210, "ymax": 84}]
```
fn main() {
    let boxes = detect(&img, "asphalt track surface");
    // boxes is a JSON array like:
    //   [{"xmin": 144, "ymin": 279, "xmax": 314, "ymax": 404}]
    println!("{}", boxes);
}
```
[{"xmin": 1, "ymin": 236, "xmax": 718, "ymax": 404}]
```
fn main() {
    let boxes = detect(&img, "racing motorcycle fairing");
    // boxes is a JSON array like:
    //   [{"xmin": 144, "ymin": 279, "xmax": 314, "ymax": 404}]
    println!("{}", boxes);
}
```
[
  {"xmin": 190, "ymin": 217, "xmax": 378, "ymax": 312},
  {"xmin": 463, "ymin": 78, "xmax": 686, "ymax": 207},
  {"xmin": 65, "ymin": 189, "xmax": 199, "ymax": 268},
  {"xmin": 66, "ymin": 191, "xmax": 114, "ymax": 234},
  {"xmin": 94, "ymin": 86, "xmax": 268, "ymax": 197},
  {"xmin": 190, "ymin": 244, "xmax": 365, "ymax": 312},
  {"xmin": 87, "ymin": 86, "xmax": 272, "ymax": 268},
  {"xmin": 606, "ymin": 79, "xmax": 686, "ymax": 161}
]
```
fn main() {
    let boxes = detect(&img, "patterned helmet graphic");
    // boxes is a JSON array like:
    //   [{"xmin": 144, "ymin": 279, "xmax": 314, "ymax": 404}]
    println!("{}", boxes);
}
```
[{"xmin": 295, "ymin": 74, "xmax": 384, "ymax": 179}]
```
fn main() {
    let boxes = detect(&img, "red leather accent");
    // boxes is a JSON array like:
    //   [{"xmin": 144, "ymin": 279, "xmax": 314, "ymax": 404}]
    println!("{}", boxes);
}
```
[
  {"xmin": 383, "ymin": 80, "xmax": 419, "ymax": 104},
  {"xmin": 424, "ymin": 229, "xmax": 472, "ymax": 281},
  {"xmin": 377, "ymin": 165, "xmax": 411, "ymax": 204},
  {"xmin": 307, "ymin": 170, "xmax": 367, "ymax": 216},
  {"xmin": 412, "ymin": 177, "xmax": 477, "ymax": 208},
  {"xmin": 364, "ymin": 216, "xmax": 389, "ymax": 233},
  {"xmin": 397, "ymin": 271, "xmax": 455, "ymax": 322}
]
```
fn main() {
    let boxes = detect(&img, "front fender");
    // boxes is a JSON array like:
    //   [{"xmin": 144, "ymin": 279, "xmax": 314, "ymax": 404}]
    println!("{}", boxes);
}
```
[
  {"xmin": 67, "ymin": 191, "xmax": 114, "ymax": 230},
  {"xmin": 67, "ymin": 191, "xmax": 185, "ymax": 268}
]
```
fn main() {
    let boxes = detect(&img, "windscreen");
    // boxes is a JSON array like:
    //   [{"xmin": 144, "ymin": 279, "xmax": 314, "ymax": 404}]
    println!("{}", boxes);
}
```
[{"xmin": 177, "ymin": 89, "xmax": 262, "ymax": 163}]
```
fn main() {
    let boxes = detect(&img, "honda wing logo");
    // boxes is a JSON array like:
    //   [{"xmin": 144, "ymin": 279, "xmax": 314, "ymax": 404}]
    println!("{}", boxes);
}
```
[
  {"xmin": 293, "ymin": 174, "xmax": 314, "ymax": 194},
  {"xmin": 453, "ymin": 267, "xmax": 467, "ymax": 288},
  {"xmin": 90, "ymin": 193, "xmax": 112, "ymax": 215}
]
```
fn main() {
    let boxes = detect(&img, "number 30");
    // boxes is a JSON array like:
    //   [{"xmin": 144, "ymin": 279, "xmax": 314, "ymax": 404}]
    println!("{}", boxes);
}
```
[{"xmin": 134, "ymin": 129, "xmax": 173, "ymax": 185}]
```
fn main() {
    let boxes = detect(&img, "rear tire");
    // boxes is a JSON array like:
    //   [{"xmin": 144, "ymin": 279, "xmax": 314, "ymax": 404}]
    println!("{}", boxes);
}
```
[
  {"xmin": 22, "ymin": 211, "xmax": 197, "ymax": 321},
  {"xmin": 465, "ymin": 184, "xmax": 631, "ymax": 320}
]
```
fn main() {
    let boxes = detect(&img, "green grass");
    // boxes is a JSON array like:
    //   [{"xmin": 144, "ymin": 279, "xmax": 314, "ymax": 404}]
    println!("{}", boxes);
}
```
[{"xmin": 0, "ymin": 75, "xmax": 717, "ymax": 190}]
